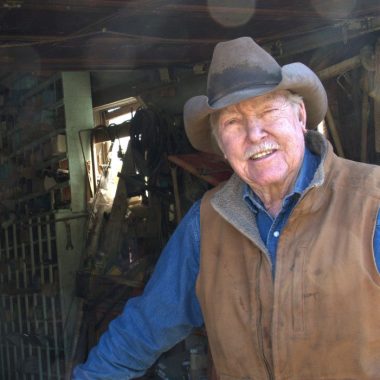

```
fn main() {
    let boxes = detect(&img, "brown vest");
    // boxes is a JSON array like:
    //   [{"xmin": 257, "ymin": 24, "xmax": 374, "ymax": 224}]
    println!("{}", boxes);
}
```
[{"xmin": 196, "ymin": 134, "xmax": 380, "ymax": 380}]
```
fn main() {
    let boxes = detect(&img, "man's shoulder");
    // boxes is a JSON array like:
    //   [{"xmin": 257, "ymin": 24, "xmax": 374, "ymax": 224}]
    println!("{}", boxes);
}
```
[
  {"xmin": 335, "ymin": 155, "xmax": 380, "ymax": 175},
  {"xmin": 332, "ymin": 155, "xmax": 380, "ymax": 194}
]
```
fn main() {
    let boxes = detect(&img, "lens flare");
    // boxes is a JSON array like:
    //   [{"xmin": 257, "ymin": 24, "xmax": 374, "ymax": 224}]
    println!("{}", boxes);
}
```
[
  {"xmin": 311, "ymin": 0, "xmax": 357, "ymax": 19},
  {"xmin": 207, "ymin": 0, "xmax": 256, "ymax": 28}
]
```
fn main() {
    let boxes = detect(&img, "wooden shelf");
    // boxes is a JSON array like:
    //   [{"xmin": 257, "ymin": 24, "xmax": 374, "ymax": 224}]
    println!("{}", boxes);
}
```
[
  {"xmin": 20, "ymin": 73, "xmax": 61, "ymax": 104},
  {"xmin": 168, "ymin": 152, "xmax": 233, "ymax": 186},
  {"xmin": 15, "ymin": 180, "xmax": 70, "ymax": 203},
  {"xmin": 12, "ymin": 128, "xmax": 66, "ymax": 157}
]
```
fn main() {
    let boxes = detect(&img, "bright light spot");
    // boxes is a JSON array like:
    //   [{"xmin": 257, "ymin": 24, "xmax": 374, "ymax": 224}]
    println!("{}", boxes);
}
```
[
  {"xmin": 107, "ymin": 107, "xmax": 121, "ymax": 113},
  {"xmin": 103, "ymin": 110, "xmax": 134, "ymax": 200},
  {"xmin": 108, "ymin": 112, "xmax": 134, "ymax": 125},
  {"xmin": 317, "ymin": 121, "xmax": 326, "ymax": 135},
  {"xmin": 311, "ymin": 0, "xmax": 356, "ymax": 19},
  {"xmin": 207, "ymin": 0, "xmax": 256, "ymax": 28},
  {"xmin": 105, "ymin": 136, "xmax": 130, "ymax": 199}
]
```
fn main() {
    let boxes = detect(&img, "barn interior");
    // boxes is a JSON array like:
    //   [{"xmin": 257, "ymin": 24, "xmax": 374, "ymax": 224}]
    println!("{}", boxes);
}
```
[{"xmin": 0, "ymin": 0, "xmax": 379, "ymax": 379}]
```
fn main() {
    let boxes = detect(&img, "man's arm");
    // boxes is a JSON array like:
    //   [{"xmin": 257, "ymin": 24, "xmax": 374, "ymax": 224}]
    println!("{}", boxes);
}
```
[{"xmin": 73, "ymin": 201, "xmax": 203, "ymax": 379}]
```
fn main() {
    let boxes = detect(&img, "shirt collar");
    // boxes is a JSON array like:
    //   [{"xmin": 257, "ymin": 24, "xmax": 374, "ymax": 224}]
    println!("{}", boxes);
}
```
[{"xmin": 243, "ymin": 146, "xmax": 321, "ymax": 213}]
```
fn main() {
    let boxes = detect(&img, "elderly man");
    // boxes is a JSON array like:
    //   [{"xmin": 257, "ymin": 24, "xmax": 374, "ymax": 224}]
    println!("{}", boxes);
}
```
[{"xmin": 74, "ymin": 37, "xmax": 380, "ymax": 379}]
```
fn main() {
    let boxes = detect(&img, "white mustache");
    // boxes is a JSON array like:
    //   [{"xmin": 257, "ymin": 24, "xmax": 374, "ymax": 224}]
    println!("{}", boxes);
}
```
[{"xmin": 243, "ymin": 141, "xmax": 279, "ymax": 160}]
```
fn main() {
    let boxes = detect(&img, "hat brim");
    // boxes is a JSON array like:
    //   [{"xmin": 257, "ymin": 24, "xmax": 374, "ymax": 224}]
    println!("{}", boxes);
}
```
[{"xmin": 184, "ymin": 62, "xmax": 328, "ymax": 154}]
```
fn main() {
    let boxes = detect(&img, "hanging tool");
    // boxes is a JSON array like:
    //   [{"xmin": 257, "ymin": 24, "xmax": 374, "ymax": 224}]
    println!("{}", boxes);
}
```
[{"xmin": 65, "ymin": 221, "xmax": 74, "ymax": 250}]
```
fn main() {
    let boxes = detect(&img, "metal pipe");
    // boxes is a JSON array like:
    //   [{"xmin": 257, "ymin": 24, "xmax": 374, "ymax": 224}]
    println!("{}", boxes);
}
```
[
  {"xmin": 13, "ymin": 224, "xmax": 27, "ymax": 380},
  {"xmin": 21, "ymin": 242, "xmax": 34, "ymax": 380},
  {"xmin": 46, "ymin": 218, "xmax": 61, "ymax": 380},
  {"xmin": 37, "ymin": 216, "xmax": 52, "ymax": 379},
  {"xmin": 0, "ymin": 246, "xmax": 6, "ymax": 380},
  {"xmin": 4, "ymin": 226, "xmax": 18, "ymax": 379},
  {"xmin": 0, "ymin": 227, "xmax": 10, "ymax": 379},
  {"xmin": 28, "ymin": 218, "xmax": 43, "ymax": 380}
]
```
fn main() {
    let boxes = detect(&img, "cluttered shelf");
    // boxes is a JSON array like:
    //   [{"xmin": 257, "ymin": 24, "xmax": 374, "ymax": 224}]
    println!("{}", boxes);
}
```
[
  {"xmin": 10, "ymin": 128, "xmax": 66, "ymax": 158},
  {"xmin": 20, "ymin": 73, "xmax": 62, "ymax": 105},
  {"xmin": 15, "ymin": 179, "xmax": 70, "ymax": 203}
]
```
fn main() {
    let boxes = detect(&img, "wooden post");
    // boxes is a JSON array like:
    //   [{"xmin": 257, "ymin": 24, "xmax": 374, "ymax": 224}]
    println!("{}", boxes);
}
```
[
  {"xmin": 170, "ymin": 165, "xmax": 182, "ymax": 223},
  {"xmin": 325, "ymin": 109, "xmax": 345, "ymax": 157},
  {"xmin": 98, "ymin": 151, "xmax": 130, "ymax": 274}
]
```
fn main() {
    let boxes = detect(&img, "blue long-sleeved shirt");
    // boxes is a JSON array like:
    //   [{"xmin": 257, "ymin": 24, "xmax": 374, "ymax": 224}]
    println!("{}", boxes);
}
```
[{"xmin": 73, "ymin": 148, "xmax": 380, "ymax": 379}]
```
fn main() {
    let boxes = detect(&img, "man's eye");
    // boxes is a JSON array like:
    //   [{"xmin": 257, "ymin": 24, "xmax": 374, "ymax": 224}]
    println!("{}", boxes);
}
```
[
  {"xmin": 262, "ymin": 108, "xmax": 278, "ymax": 115},
  {"xmin": 224, "ymin": 118, "xmax": 240, "ymax": 126},
  {"xmin": 258, "ymin": 108, "xmax": 280, "ymax": 120}
]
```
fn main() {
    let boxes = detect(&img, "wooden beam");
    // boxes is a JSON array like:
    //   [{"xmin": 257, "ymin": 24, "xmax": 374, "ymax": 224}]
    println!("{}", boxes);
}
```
[
  {"xmin": 162, "ymin": 4, "xmax": 380, "ymax": 21},
  {"xmin": 0, "ymin": 32, "xmax": 220, "ymax": 46},
  {"xmin": 1, "ymin": 0, "xmax": 144, "ymax": 12},
  {"xmin": 0, "ymin": 34, "xmax": 67, "ymax": 42},
  {"xmin": 1, "ymin": 57, "xmax": 193, "ymax": 71},
  {"xmin": 0, "ymin": 16, "xmax": 379, "ymax": 71},
  {"xmin": 13, "ymin": 0, "xmax": 380, "ymax": 20},
  {"xmin": 264, "ymin": 17, "xmax": 380, "ymax": 59},
  {"xmin": 317, "ymin": 55, "xmax": 361, "ymax": 81},
  {"xmin": 162, "ymin": 4, "xmax": 332, "ymax": 21}
]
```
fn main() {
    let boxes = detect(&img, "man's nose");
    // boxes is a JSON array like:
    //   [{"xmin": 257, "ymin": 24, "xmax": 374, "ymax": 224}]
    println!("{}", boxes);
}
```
[{"xmin": 246, "ymin": 117, "xmax": 266, "ymax": 142}]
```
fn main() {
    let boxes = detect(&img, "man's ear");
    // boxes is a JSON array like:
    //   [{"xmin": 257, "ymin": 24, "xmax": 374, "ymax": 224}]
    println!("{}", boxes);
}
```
[{"xmin": 298, "ymin": 102, "xmax": 307, "ymax": 131}]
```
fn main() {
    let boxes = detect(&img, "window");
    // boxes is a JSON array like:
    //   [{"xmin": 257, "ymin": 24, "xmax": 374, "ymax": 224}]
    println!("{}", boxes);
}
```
[{"xmin": 92, "ymin": 97, "xmax": 142, "ymax": 199}]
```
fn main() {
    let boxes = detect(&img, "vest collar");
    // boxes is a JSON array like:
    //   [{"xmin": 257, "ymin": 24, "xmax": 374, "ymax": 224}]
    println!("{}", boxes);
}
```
[{"xmin": 210, "ymin": 131, "xmax": 331, "ymax": 254}]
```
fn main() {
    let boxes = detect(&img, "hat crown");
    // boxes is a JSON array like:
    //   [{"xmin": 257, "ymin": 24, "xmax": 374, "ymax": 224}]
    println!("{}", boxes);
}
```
[
  {"xmin": 183, "ymin": 36, "xmax": 328, "ymax": 154},
  {"xmin": 207, "ymin": 37, "xmax": 282, "ymax": 105}
]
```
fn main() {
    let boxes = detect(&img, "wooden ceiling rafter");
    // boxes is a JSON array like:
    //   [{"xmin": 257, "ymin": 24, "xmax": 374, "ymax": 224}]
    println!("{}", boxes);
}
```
[
  {"xmin": 2, "ymin": 0, "xmax": 133, "ymax": 12},
  {"xmin": 0, "ymin": 0, "xmax": 379, "ymax": 71},
  {"xmin": 0, "ymin": 0, "xmax": 172, "ymax": 44},
  {"xmin": 161, "ymin": 4, "xmax": 335, "ymax": 21},
  {"xmin": 0, "ymin": 21, "xmax": 377, "ymax": 72},
  {"xmin": 2, "ymin": 13, "xmax": 378, "ymax": 50}
]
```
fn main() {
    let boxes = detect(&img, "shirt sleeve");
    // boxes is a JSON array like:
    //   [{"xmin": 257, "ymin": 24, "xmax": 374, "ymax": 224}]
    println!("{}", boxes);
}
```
[
  {"xmin": 374, "ymin": 208, "xmax": 380, "ymax": 273},
  {"xmin": 72, "ymin": 201, "xmax": 203, "ymax": 380}
]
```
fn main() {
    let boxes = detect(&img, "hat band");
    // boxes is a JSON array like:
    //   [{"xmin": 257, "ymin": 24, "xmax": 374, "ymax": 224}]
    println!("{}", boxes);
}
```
[{"xmin": 209, "ymin": 83, "xmax": 280, "ymax": 107}]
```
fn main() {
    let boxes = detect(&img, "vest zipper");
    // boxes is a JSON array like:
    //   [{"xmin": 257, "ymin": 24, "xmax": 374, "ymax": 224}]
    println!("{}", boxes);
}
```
[{"xmin": 256, "ymin": 252, "xmax": 274, "ymax": 380}]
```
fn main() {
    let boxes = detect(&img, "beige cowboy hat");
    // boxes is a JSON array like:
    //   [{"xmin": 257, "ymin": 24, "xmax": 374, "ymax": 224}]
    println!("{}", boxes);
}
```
[{"xmin": 184, "ymin": 37, "xmax": 328, "ymax": 154}]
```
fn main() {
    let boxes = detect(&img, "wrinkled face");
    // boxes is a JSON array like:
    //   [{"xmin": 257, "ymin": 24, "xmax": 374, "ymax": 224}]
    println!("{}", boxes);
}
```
[{"xmin": 214, "ymin": 90, "xmax": 307, "ymax": 192}]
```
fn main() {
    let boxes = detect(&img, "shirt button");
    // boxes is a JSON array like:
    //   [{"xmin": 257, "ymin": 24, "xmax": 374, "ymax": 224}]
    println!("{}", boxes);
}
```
[{"xmin": 273, "ymin": 231, "xmax": 280, "ymax": 238}]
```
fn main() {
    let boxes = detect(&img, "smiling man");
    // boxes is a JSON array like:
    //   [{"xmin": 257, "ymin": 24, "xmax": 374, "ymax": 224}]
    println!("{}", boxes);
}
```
[
  {"xmin": 74, "ymin": 37, "xmax": 380, "ymax": 380},
  {"xmin": 211, "ymin": 90, "xmax": 307, "ymax": 216}
]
